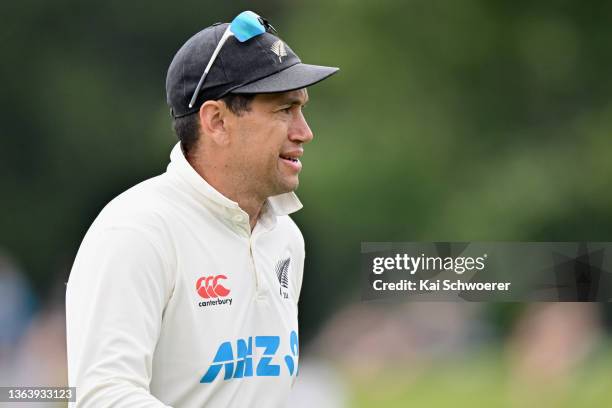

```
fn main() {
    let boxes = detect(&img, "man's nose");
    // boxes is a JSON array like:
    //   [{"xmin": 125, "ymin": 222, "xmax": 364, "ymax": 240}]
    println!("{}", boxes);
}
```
[{"xmin": 289, "ymin": 110, "xmax": 314, "ymax": 144}]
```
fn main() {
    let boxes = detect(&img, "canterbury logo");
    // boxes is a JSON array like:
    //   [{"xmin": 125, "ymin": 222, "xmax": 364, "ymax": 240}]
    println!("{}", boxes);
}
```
[
  {"xmin": 275, "ymin": 258, "xmax": 290, "ymax": 289},
  {"xmin": 270, "ymin": 40, "xmax": 287, "ymax": 63},
  {"xmin": 196, "ymin": 275, "xmax": 231, "ymax": 298}
]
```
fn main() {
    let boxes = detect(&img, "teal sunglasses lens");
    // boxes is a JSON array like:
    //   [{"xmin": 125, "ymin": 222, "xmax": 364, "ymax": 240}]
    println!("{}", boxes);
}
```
[{"xmin": 230, "ymin": 11, "xmax": 266, "ymax": 42}]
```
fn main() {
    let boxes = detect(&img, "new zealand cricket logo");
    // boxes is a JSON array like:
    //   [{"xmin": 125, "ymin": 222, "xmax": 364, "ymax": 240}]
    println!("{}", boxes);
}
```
[
  {"xmin": 275, "ymin": 257, "xmax": 291, "ymax": 299},
  {"xmin": 270, "ymin": 40, "xmax": 287, "ymax": 63}
]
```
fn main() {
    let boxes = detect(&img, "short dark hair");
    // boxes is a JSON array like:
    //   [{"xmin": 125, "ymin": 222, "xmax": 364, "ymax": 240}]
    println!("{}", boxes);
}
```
[
  {"xmin": 221, "ymin": 93, "xmax": 255, "ymax": 116},
  {"xmin": 172, "ymin": 93, "xmax": 255, "ymax": 157}
]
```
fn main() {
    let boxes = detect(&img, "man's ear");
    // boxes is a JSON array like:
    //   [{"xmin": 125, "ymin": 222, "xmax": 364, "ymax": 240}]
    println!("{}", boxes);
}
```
[{"xmin": 198, "ymin": 100, "xmax": 229, "ymax": 146}]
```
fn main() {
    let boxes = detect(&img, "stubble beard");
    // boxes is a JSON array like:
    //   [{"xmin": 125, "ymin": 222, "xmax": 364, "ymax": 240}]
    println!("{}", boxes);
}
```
[{"xmin": 261, "ymin": 162, "xmax": 299, "ymax": 199}]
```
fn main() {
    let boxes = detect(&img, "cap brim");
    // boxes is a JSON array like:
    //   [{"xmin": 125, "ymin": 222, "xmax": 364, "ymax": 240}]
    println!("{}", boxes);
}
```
[{"xmin": 230, "ymin": 63, "xmax": 339, "ymax": 94}]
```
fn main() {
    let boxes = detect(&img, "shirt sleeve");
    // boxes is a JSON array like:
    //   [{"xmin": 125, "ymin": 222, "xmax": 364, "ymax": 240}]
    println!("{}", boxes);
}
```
[{"xmin": 66, "ymin": 226, "xmax": 174, "ymax": 407}]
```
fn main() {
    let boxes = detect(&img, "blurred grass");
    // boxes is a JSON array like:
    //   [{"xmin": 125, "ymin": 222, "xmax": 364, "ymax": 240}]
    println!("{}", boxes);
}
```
[{"xmin": 348, "ymin": 347, "xmax": 612, "ymax": 408}]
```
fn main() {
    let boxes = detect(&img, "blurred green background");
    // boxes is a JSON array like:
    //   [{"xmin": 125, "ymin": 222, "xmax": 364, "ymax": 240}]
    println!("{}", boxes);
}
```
[{"xmin": 2, "ymin": 0, "xmax": 612, "ymax": 406}]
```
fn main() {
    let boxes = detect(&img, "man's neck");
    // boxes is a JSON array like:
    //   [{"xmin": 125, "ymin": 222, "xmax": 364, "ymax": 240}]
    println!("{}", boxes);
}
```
[
  {"xmin": 237, "ymin": 196, "xmax": 265, "ymax": 231},
  {"xmin": 190, "ymin": 157, "xmax": 264, "ymax": 230}
]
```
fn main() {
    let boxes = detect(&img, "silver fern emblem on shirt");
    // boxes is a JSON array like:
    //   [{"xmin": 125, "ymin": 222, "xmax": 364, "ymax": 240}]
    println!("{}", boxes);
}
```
[
  {"xmin": 270, "ymin": 40, "xmax": 287, "ymax": 63},
  {"xmin": 275, "ymin": 257, "xmax": 290, "ymax": 299}
]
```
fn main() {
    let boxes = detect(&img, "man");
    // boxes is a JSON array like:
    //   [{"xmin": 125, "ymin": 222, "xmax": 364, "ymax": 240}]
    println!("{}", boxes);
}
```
[{"xmin": 66, "ymin": 11, "xmax": 338, "ymax": 407}]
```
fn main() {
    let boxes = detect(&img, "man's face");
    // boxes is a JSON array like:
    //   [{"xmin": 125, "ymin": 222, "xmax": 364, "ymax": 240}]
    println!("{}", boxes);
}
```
[{"xmin": 225, "ymin": 89, "xmax": 313, "ymax": 199}]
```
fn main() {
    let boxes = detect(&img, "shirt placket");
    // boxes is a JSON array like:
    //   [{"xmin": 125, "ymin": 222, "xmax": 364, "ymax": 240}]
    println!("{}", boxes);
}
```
[{"xmin": 230, "ymin": 208, "xmax": 272, "ymax": 301}]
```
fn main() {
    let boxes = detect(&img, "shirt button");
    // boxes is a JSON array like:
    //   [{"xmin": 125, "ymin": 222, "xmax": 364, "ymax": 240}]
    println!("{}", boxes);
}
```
[{"xmin": 233, "ymin": 214, "xmax": 244, "ymax": 223}]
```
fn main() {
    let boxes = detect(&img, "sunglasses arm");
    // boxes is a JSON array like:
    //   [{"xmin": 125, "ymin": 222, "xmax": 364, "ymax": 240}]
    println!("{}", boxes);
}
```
[{"xmin": 188, "ymin": 27, "xmax": 234, "ymax": 109}]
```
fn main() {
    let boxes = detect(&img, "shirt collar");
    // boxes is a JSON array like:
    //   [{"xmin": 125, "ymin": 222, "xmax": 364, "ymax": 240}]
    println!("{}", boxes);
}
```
[{"xmin": 166, "ymin": 142, "xmax": 303, "ymax": 220}]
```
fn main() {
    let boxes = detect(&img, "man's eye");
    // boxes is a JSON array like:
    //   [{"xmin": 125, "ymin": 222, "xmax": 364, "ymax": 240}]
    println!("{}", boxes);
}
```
[{"xmin": 281, "ymin": 106, "xmax": 292, "ymax": 113}]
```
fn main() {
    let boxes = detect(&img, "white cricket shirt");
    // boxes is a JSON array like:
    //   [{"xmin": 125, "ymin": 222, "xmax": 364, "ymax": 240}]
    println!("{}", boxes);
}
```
[{"xmin": 66, "ymin": 143, "xmax": 305, "ymax": 407}]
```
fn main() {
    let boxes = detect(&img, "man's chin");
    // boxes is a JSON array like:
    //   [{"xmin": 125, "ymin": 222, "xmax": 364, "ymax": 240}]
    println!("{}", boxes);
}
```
[
  {"xmin": 285, "ymin": 177, "xmax": 300, "ymax": 192},
  {"xmin": 271, "ymin": 178, "xmax": 299, "ymax": 196}
]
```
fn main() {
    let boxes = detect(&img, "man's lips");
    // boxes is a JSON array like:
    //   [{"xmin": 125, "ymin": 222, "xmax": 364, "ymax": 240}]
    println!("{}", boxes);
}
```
[
  {"xmin": 279, "ymin": 150, "xmax": 303, "ymax": 171},
  {"xmin": 279, "ymin": 150, "xmax": 303, "ymax": 161}
]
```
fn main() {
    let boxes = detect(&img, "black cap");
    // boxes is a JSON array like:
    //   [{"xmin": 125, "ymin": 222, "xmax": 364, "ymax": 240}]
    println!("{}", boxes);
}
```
[{"xmin": 166, "ymin": 21, "xmax": 339, "ymax": 118}]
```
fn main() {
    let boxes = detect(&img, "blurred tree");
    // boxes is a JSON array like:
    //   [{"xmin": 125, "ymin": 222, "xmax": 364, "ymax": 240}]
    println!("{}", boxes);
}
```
[{"xmin": 2, "ymin": 0, "xmax": 612, "ymax": 339}]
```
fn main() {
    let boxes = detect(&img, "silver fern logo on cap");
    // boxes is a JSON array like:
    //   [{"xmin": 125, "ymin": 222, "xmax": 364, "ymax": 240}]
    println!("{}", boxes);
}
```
[{"xmin": 270, "ymin": 40, "xmax": 287, "ymax": 63}]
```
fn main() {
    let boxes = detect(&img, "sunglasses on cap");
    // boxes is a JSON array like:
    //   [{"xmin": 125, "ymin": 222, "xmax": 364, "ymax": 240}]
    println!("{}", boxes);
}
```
[{"xmin": 188, "ymin": 11, "xmax": 277, "ymax": 109}]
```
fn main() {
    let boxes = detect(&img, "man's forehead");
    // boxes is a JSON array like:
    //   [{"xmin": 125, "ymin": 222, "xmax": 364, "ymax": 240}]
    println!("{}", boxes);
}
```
[{"xmin": 257, "ymin": 89, "xmax": 309, "ymax": 104}]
